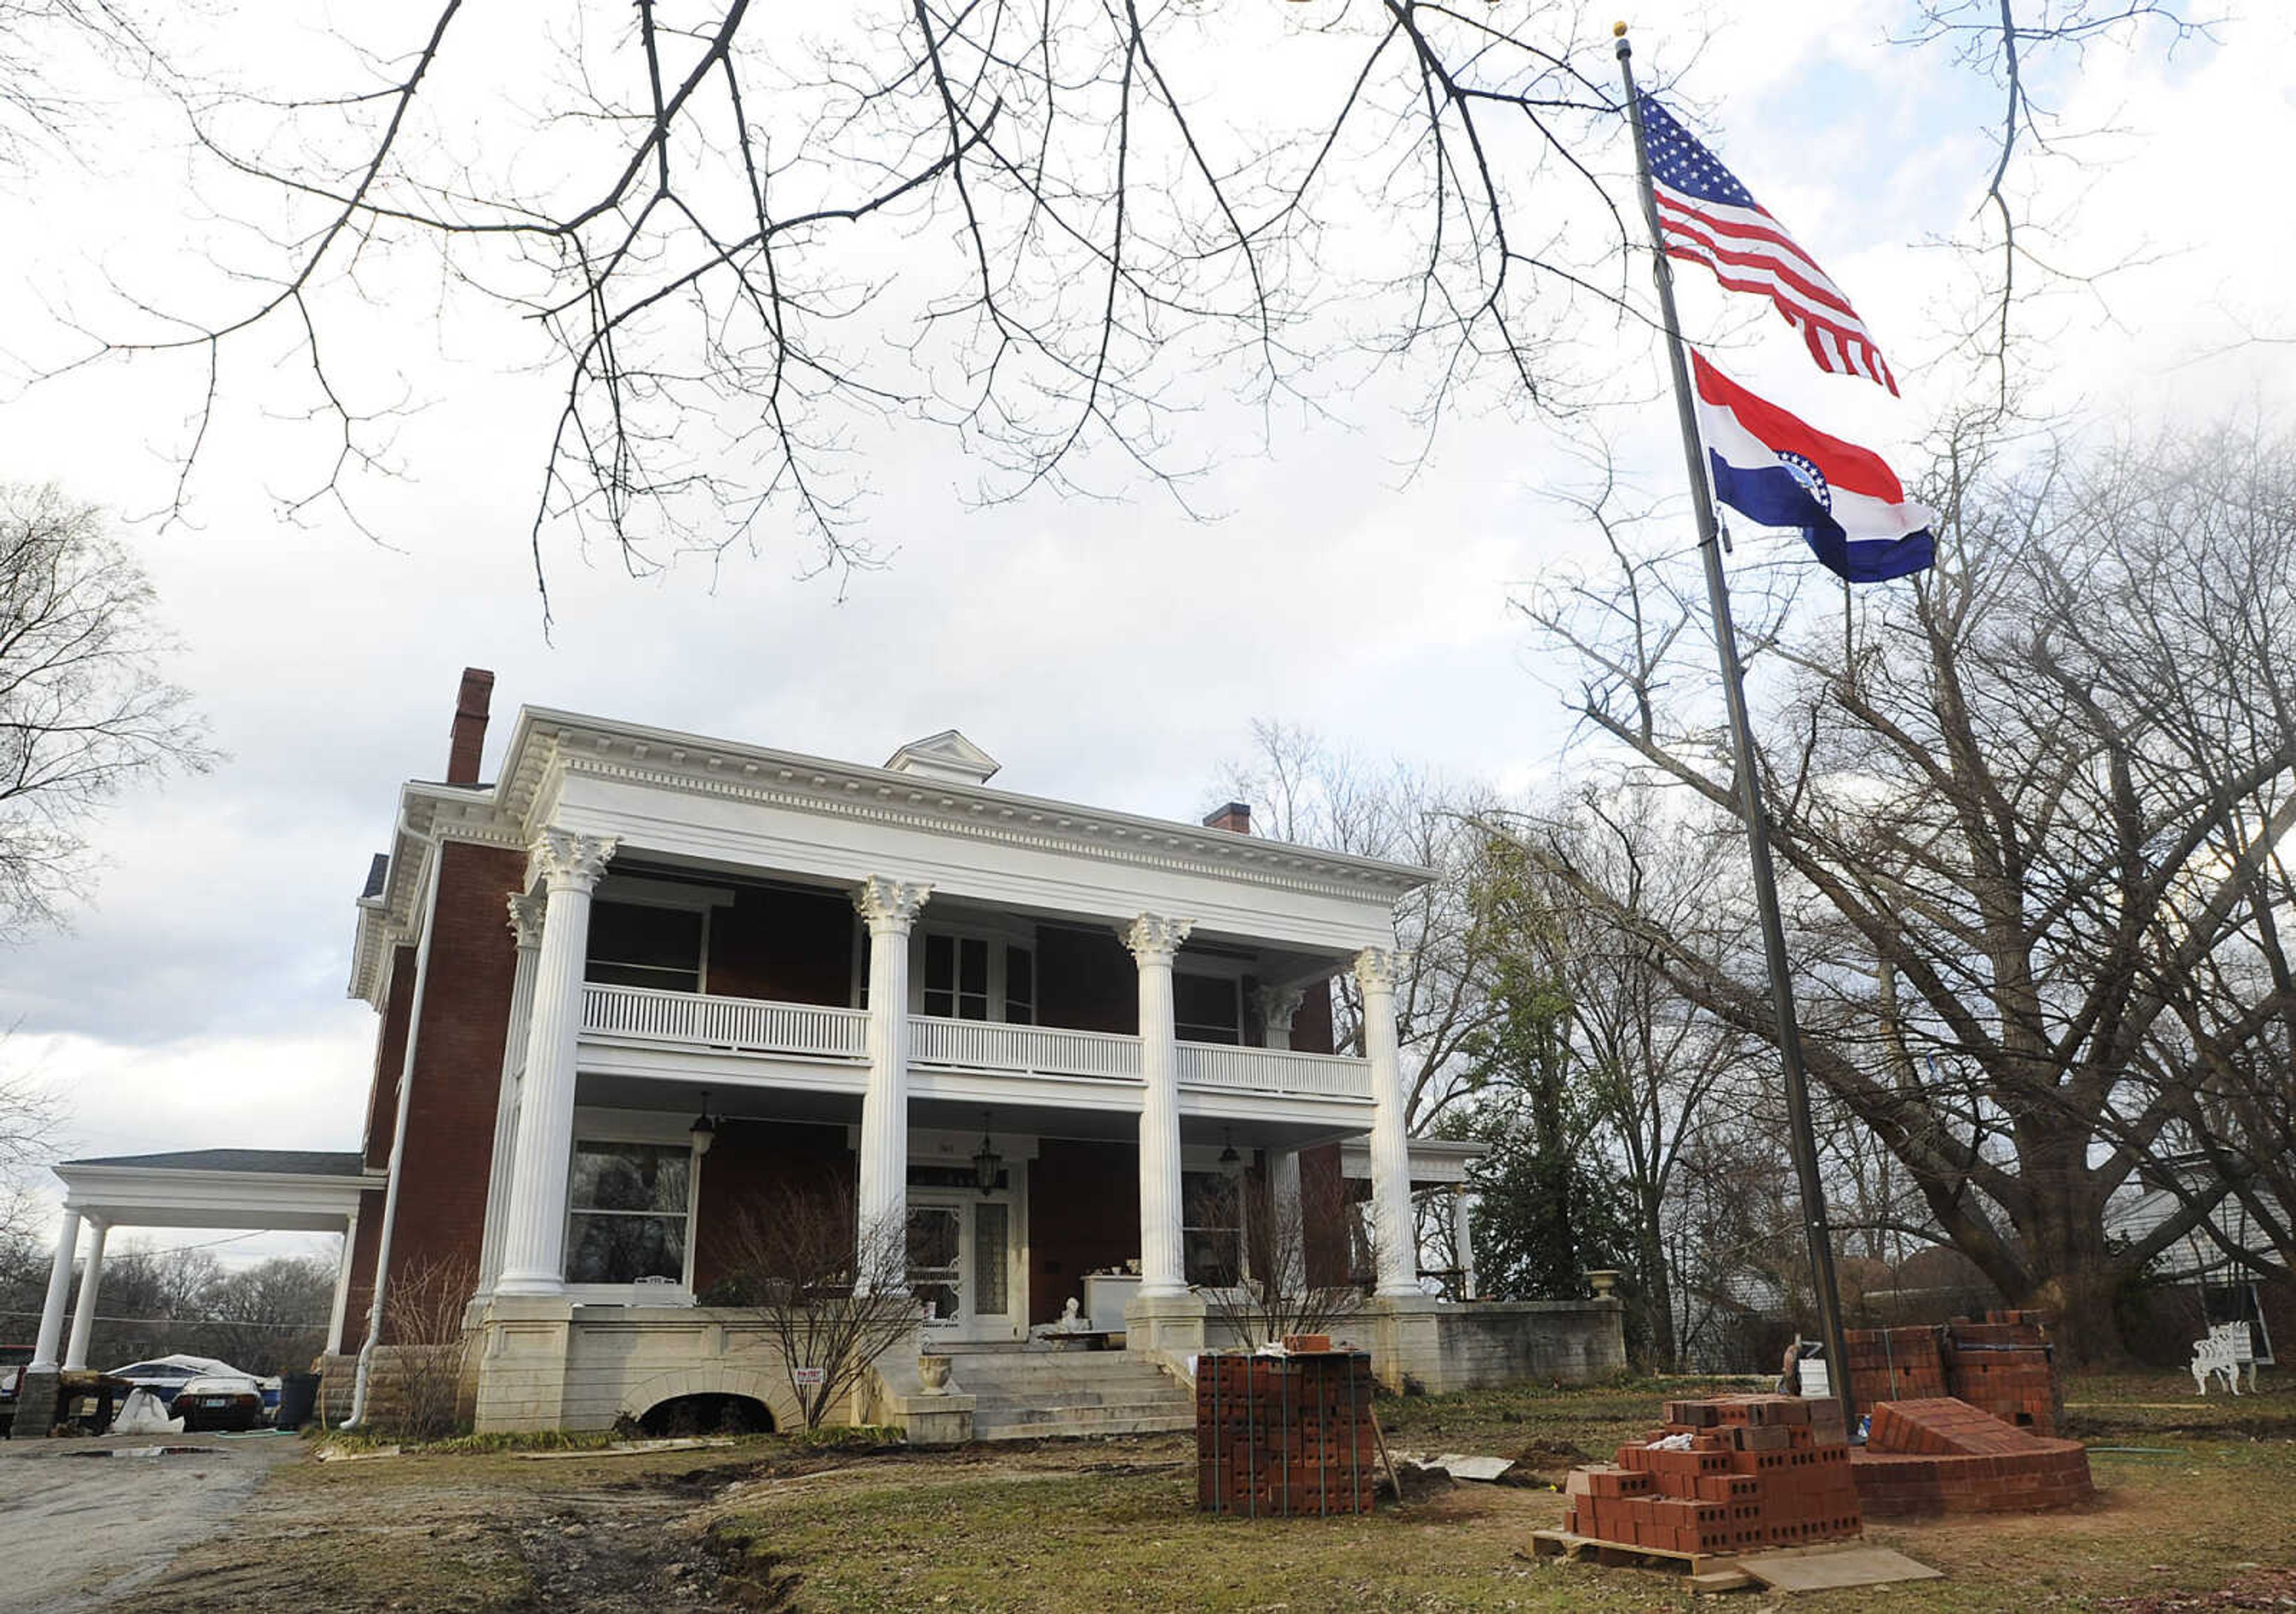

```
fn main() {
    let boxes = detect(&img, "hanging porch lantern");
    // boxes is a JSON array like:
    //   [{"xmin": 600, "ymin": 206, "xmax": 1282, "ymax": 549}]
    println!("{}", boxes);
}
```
[{"xmin": 972, "ymin": 1111, "xmax": 1002, "ymax": 1196}]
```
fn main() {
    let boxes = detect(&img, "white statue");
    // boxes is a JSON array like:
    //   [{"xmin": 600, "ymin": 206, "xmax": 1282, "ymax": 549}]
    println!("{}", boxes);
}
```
[{"xmin": 1057, "ymin": 1297, "xmax": 1086, "ymax": 1332}]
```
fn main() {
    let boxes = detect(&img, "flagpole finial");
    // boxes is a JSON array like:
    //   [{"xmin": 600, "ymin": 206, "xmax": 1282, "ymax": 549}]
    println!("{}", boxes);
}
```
[{"xmin": 1613, "ymin": 20, "xmax": 1628, "ymax": 35}]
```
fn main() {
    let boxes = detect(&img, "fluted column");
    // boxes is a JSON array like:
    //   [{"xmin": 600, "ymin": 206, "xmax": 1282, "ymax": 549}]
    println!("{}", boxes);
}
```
[
  {"xmin": 62, "ymin": 1218, "xmax": 109, "ymax": 1371},
  {"xmin": 30, "ymin": 1205, "xmax": 83, "ymax": 1372},
  {"xmin": 854, "ymin": 876, "xmax": 931, "ymax": 1289},
  {"xmin": 1357, "ymin": 946, "xmax": 1419, "ymax": 1298},
  {"xmin": 1254, "ymin": 984, "xmax": 1303, "ymax": 1051},
  {"xmin": 1125, "ymin": 913, "xmax": 1193, "ymax": 1298},
  {"xmin": 494, "ymin": 830, "xmax": 616, "ymax": 1297},
  {"xmin": 478, "ymin": 891, "xmax": 548, "ymax": 1298}
]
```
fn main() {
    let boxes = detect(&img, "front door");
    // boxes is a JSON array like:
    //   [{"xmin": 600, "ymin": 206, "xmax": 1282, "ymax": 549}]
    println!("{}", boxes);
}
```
[{"xmin": 906, "ymin": 1191, "xmax": 1019, "ymax": 1341}]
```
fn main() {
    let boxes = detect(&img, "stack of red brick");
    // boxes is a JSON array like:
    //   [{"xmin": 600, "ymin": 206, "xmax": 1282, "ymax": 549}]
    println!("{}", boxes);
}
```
[
  {"xmin": 1852, "ymin": 1396, "xmax": 2093, "ymax": 1516},
  {"xmin": 1561, "ymin": 1395, "xmax": 1860, "ymax": 1556},
  {"xmin": 1196, "ymin": 1349, "xmax": 1377, "ymax": 1517},
  {"xmin": 1845, "ymin": 1311, "xmax": 2060, "ymax": 1435}
]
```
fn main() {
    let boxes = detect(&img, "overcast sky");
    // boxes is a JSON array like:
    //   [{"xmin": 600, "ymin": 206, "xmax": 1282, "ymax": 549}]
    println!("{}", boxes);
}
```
[{"xmin": 1, "ymin": 0, "xmax": 2290, "ymax": 1268}]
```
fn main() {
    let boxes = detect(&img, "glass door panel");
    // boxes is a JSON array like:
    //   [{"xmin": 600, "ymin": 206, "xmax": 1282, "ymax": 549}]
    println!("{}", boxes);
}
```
[{"xmin": 906, "ymin": 1205, "xmax": 962, "ymax": 1326}]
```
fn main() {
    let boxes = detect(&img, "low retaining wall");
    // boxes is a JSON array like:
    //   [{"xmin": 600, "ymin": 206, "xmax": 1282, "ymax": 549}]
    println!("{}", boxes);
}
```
[{"xmin": 1358, "ymin": 1297, "xmax": 1627, "ymax": 1395}]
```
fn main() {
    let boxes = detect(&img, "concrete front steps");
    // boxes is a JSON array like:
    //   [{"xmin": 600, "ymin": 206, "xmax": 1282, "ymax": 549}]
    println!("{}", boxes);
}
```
[{"xmin": 948, "ymin": 1347, "xmax": 1195, "ymax": 1441}]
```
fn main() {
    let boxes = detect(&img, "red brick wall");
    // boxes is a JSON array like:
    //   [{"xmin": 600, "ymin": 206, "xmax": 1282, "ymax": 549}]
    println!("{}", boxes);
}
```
[
  {"xmin": 361, "ymin": 946, "xmax": 417, "ymax": 1170},
  {"xmin": 1299, "ymin": 1142, "xmax": 1352, "ymax": 1288},
  {"xmin": 1037, "ymin": 924, "xmax": 1137, "ymax": 1034},
  {"xmin": 380, "ymin": 840, "xmax": 527, "ymax": 1297},
  {"xmin": 689, "ymin": 1120, "xmax": 856, "ymax": 1294},
  {"xmin": 704, "ymin": 884, "xmax": 854, "ymax": 1005},
  {"xmin": 1028, "ymin": 1137, "xmax": 1140, "ymax": 1324},
  {"xmin": 1293, "ymin": 977, "xmax": 1336, "ymax": 1055},
  {"xmin": 335, "ymin": 1186, "xmax": 388, "ymax": 1353}
]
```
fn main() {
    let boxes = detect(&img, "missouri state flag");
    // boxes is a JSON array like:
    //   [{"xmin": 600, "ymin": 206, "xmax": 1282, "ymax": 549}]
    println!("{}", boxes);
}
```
[{"xmin": 1691, "ymin": 352, "xmax": 1935, "ymax": 583}]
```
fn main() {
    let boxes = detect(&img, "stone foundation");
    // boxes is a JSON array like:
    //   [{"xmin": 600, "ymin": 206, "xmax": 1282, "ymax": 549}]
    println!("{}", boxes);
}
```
[{"xmin": 1350, "ymin": 1296, "xmax": 1626, "ymax": 1395}]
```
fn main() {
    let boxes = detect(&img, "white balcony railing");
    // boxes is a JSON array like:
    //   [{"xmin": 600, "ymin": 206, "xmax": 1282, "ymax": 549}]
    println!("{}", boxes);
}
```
[
  {"xmin": 579, "ymin": 982, "xmax": 1370, "ymax": 1102},
  {"xmin": 581, "ymin": 983, "xmax": 869, "ymax": 1060}
]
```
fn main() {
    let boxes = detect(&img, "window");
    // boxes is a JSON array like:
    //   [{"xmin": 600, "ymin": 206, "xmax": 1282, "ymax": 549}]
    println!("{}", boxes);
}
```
[
  {"xmin": 922, "ymin": 934, "xmax": 991, "ymax": 1020},
  {"xmin": 1174, "ymin": 973, "xmax": 1242, "ymax": 1045},
  {"xmin": 585, "ymin": 901, "xmax": 705, "ymax": 993},
  {"xmin": 974, "ymin": 1202, "xmax": 1010, "ymax": 1315},
  {"xmin": 566, "ymin": 1141, "xmax": 692, "ymax": 1285},
  {"xmin": 1004, "ymin": 945, "xmax": 1034, "ymax": 1025},
  {"xmin": 1182, "ymin": 1170, "xmax": 1242, "ymax": 1287}
]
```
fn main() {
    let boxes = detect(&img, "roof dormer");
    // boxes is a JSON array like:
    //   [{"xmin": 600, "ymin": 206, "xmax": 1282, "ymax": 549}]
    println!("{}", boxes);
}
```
[{"xmin": 884, "ymin": 729, "xmax": 1001, "ymax": 785}]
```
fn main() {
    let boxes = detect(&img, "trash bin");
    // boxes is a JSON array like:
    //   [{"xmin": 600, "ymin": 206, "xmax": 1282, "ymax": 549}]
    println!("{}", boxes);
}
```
[{"xmin": 276, "ymin": 1372, "xmax": 321, "ymax": 1430}]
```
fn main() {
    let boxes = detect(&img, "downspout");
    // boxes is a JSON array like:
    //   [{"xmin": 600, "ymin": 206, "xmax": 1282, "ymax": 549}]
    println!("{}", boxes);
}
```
[{"xmin": 343, "ymin": 839, "xmax": 444, "ymax": 1429}]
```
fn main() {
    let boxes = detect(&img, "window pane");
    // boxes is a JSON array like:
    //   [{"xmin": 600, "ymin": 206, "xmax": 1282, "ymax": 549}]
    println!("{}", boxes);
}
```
[
  {"xmin": 1004, "ymin": 946, "xmax": 1034, "ymax": 1025},
  {"xmin": 925, "ymin": 935, "xmax": 954, "ymax": 990},
  {"xmin": 958, "ymin": 939, "xmax": 989, "ymax": 995},
  {"xmin": 1173, "ymin": 974, "xmax": 1241, "ymax": 1044},
  {"xmin": 585, "ymin": 901, "xmax": 704, "ymax": 989},
  {"xmin": 906, "ymin": 1206, "xmax": 960, "ymax": 1270},
  {"xmin": 570, "ymin": 1142, "xmax": 691, "ymax": 1213},
  {"xmin": 974, "ymin": 1203, "xmax": 1009, "ymax": 1315},
  {"xmin": 567, "ymin": 1213, "xmax": 685, "ymax": 1283}
]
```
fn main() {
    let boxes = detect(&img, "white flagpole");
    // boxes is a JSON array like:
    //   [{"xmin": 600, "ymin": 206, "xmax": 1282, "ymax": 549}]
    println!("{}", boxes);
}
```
[{"xmin": 1613, "ymin": 22, "xmax": 1855, "ymax": 1430}]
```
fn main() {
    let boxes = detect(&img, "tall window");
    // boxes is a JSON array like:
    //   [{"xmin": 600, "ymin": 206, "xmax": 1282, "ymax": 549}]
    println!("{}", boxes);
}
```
[
  {"xmin": 922, "ymin": 934, "xmax": 991, "ymax": 1019},
  {"xmin": 1182, "ymin": 1170, "xmax": 1242, "ymax": 1287},
  {"xmin": 585, "ymin": 900, "xmax": 705, "ymax": 992},
  {"xmin": 1174, "ymin": 974, "xmax": 1242, "ymax": 1044},
  {"xmin": 1004, "ymin": 946, "xmax": 1034, "ymax": 1025},
  {"xmin": 566, "ymin": 1141, "xmax": 692, "ymax": 1285}
]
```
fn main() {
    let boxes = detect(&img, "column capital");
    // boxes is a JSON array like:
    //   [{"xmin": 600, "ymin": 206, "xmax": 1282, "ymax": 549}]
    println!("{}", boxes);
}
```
[
  {"xmin": 1252, "ymin": 983, "xmax": 1304, "ymax": 1027},
  {"xmin": 1121, "ymin": 913, "xmax": 1193, "ymax": 964},
  {"xmin": 1354, "ymin": 946, "xmax": 1413, "ymax": 993},
  {"xmin": 507, "ymin": 891, "xmax": 548, "ymax": 949},
  {"xmin": 531, "ymin": 829, "xmax": 617, "ymax": 894},
  {"xmin": 853, "ymin": 876, "xmax": 932, "ymax": 934}
]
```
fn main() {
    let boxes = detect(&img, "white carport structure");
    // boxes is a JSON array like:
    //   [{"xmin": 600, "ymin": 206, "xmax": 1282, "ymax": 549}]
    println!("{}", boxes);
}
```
[{"xmin": 30, "ymin": 1149, "xmax": 377, "ymax": 1375}]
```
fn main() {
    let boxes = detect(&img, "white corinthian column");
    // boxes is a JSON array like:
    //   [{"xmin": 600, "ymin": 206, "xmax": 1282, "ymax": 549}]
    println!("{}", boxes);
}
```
[
  {"xmin": 494, "ymin": 830, "xmax": 616, "ymax": 1297},
  {"xmin": 1125, "ymin": 913, "xmax": 1193, "ymax": 1298},
  {"xmin": 854, "ymin": 876, "xmax": 930, "ymax": 1290},
  {"xmin": 1356, "ymin": 946, "xmax": 1421, "ymax": 1298},
  {"xmin": 477, "ymin": 891, "xmax": 547, "ymax": 1299}
]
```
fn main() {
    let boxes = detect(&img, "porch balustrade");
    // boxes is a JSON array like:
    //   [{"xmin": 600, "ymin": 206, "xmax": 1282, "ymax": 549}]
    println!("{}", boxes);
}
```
[{"xmin": 578, "ymin": 982, "xmax": 1369, "ymax": 1101}]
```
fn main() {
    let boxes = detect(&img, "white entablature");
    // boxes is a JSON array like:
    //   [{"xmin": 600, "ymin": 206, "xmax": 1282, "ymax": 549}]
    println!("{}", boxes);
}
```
[{"xmin": 352, "ymin": 708, "xmax": 1431, "ymax": 1007}]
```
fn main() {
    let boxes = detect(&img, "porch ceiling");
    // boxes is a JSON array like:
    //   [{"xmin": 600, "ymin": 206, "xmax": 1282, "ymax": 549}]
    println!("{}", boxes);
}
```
[{"xmin": 571, "ymin": 1073, "xmax": 1354, "ymax": 1153}]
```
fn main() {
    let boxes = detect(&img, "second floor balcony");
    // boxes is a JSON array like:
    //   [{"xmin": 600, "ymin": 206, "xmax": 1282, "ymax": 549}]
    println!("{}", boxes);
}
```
[{"xmin": 577, "ymin": 981, "xmax": 1372, "ymax": 1106}]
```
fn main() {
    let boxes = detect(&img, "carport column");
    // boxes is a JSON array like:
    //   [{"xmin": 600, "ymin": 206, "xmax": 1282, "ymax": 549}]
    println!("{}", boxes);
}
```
[
  {"xmin": 1126, "ymin": 914, "xmax": 1193, "ymax": 1298},
  {"xmin": 62, "ymin": 1218, "xmax": 109, "ymax": 1371},
  {"xmin": 1452, "ymin": 1187, "xmax": 1477, "ymax": 1300},
  {"xmin": 1356, "ymin": 946, "xmax": 1420, "ymax": 1298},
  {"xmin": 29, "ymin": 1204, "xmax": 83, "ymax": 1372},
  {"xmin": 494, "ymin": 830, "xmax": 617, "ymax": 1297},
  {"xmin": 478, "ymin": 891, "xmax": 548, "ymax": 1297},
  {"xmin": 854, "ymin": 876, "xmax": 931, "ymax": 1290}
]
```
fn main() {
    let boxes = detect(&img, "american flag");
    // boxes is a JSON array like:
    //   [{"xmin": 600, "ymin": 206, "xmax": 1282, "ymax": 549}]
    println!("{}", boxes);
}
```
[{"xmin": 1638, "ymin": 93, "xmax": 1897, "ymax": 395}]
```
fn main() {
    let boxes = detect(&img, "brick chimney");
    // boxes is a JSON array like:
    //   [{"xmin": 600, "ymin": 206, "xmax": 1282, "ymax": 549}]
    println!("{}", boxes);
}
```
[
  {"xmin": 1202, "ymin": 801, "xmax": 1251, "ymax": 835},
  {"xmin": 446, "ymin": 667, "xmax": 495, "ymax": 785}
]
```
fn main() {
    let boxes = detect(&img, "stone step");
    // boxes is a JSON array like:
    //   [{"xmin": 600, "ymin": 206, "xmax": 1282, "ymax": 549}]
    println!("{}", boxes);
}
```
[
  {"xmin": 970, "ymin": 1389, "xmax": 1184, "ymax": 1415},
  {"xmin": 954, "ymin": 1367, "xmax": 1173, "ymax": 1393},
  {"xmin": 973, "ymin": 1414, "xmax": 1195, "ymax": 1442}
]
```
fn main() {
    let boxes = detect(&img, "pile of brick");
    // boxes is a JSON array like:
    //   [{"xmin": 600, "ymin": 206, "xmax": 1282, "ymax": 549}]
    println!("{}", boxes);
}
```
[
  {"xmin": 1561, "ymin": 1394, "xmax": 1860, "ymax": 1557},
  {"xmin": 1845, "ymin": 1311, "xmax": 2060, "ymax": 1435},
  {"xmin": 1195, "ymin": 1347, "xmax": 1377, "ymax": 1517},
  {"xmin": 1852, "ymin": 1396, "xmax": 2093, "ymax": 1516}
]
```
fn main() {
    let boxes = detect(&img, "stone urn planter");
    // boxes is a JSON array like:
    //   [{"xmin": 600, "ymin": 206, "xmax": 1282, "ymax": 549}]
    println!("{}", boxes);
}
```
[
  {"xmin": 917, "ymin": 1353, "xmax": 952, "ymax": 1396},
  {"xmin": 1585, "ymin": 1269, "xmax": 1622, "ymax": 1298}
]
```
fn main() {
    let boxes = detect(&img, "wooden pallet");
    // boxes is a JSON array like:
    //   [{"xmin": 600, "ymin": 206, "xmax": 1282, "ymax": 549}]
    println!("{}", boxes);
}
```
[{"xmin": 1528, "ymin": 1530, "xmax": 1755, "ymax": 1592}]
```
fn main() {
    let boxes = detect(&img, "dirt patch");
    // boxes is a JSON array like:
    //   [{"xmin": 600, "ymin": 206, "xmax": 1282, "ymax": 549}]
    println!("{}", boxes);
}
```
[
  {"xmin": 512, "ymin": 1502, "xmax": 734, "ymax": 1612},
  {"xmin": 2098, "ymin": 1565, "xmax": 2296, "ymax": 1611}
]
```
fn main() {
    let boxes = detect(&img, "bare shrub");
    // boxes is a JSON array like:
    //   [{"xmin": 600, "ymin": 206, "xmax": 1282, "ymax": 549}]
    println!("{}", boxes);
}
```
[
  {"xmin": 1208, "ymin": 1164, "xmax": 1370, "ymax": 1350},
  {"xmin": 720, "ymin": 1186, "xmax": 918, "ymax": 1430},
  {"xmin": 378, "ymin": 1251, "xmax": 475, "ymax": 1442}
]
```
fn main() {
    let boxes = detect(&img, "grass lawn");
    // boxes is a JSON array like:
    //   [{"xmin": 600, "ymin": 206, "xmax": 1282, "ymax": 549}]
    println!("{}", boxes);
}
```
[{"xmin": 704, "ymin": 1370, "xmax": 2296, "ymax": 1611}]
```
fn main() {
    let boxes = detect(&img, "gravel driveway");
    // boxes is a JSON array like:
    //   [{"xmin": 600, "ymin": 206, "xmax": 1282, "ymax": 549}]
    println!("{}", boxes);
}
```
[{"xmin": 0, "ymin": 1430, "xmax": 303, "ymax": 1613}]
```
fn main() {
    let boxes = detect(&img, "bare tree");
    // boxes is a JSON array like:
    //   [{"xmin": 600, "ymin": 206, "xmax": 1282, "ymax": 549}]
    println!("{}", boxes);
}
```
[
  {"xmin": 1205, "ymin": 1162, "xmax": 1367, "ymax": 1349},
  {"xmin": 1517, "ymin": 417, "xmax": 2296, "ymax": 1360},
  {"xmin": 1218, "ymin": 720, "xmax": 1496, "ymax": 1128},
  {"xmin": 720, "ymin": 1185, "xmax": 917, "ymax": 1431},
  {"xmin": 1, "ymin": 484, "xmax": 213, "ymax": 939}
]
